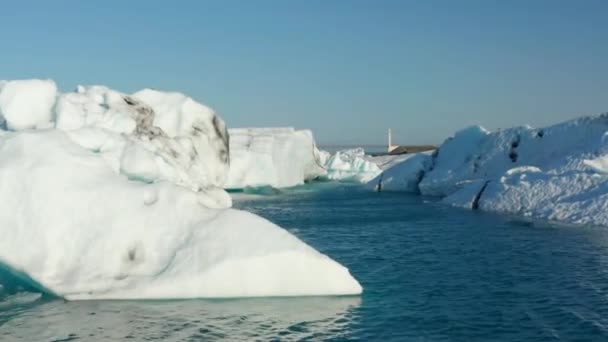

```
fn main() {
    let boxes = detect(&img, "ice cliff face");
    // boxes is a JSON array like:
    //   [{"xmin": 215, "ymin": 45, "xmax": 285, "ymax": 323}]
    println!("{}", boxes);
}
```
[
  {"xmin": 0, "ymin": 79, "xmax": 362, "ymax": 299},
  {"xmin": 369, "ymin": 114, "xmax": 608, "ymax": 227},
  {"xmin": 226, "ymin": 127, "xmax": 326, "ymax": 189}
]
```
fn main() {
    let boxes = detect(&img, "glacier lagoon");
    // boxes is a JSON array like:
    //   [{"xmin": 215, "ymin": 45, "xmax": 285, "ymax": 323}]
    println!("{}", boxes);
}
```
[{"xmin": 2, "ymin": 183, "xmax": 608, "ymax": 341}]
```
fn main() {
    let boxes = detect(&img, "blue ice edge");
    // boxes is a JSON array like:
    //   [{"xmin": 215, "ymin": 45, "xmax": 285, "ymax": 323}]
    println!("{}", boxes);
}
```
[{"xmin": 0, "ymin": 260, "xmax": 60, "ymax": 300}]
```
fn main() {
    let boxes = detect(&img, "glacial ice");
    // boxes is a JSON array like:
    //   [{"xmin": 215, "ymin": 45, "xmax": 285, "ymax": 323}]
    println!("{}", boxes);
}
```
[
  {"xmin": 0, "ymin": 79, "xmax": 57, "ymax": 130},
  {"xmin": 369, "ymin": 114, "xmax": 608, "ymax": 227},
  {"xmin": 226, "ymin": 134, "xmax": 406, "ymax": 187},
  {"xmin": 367, "ymin": 153, "xmax": 432, "ymax": 192},
  {"xmin": 365, "ymin": 153, "xmax": 418, "ymax": 171},
  {"xmin": 419, "ymin": 125, "xmax": 490, "ymax": 197},
  {"xmin": 53, "ymin": 84, "xmax": 231, "ymax": 198},
  {"xmin": 0, "ymin": 79, "xmax": 362, "ymax": 299},
  {"xmin": 225, "ymin": 127, "xmax": 326, "ymax": 189},
  {"xmin": 320, "ymin": 148, "xmax": 383, "ymax": 183}
]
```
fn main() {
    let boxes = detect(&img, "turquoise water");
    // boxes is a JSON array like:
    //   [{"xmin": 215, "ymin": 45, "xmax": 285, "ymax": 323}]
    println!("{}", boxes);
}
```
[{"xmin": 3, "ymin": 183, "xmax": 608, "ymax": 341}]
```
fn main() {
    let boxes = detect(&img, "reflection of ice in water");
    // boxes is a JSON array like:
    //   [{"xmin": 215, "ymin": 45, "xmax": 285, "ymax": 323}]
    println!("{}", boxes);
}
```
[{"xmin": 1, "ymin": 296, "xmax": 361, "ymax": 341}]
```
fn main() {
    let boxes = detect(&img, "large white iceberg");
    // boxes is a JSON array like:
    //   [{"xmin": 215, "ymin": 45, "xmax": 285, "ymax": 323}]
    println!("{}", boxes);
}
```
[
  {"xmin": 225, "ymin": 127, "xmax": 326, "ymax": 189},
  {"xmin": 369, "ymin": 114, "xmax": 608, "ymax": 227},
  {"xmin": 0, "ymin": 79, "xmax": 362, "ymax": 299}
]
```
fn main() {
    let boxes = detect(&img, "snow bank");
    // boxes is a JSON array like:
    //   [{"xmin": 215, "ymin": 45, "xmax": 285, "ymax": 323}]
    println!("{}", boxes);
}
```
[
  {"xmin": 371, "ymin": 114, "xmax": 608, "ymax": 227},
  {"xmin": 0, "ymin": 128, "xmax": 361, "ymax": 300},
  {"xmin": 225, "ymin": 127, "xmax": 326, "ymax": 189}
]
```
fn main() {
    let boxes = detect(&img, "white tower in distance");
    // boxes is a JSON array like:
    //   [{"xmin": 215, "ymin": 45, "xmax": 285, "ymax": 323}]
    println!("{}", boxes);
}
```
[{"xmin": 388, "ymin": 128, "xmax": 398, "ymax": 153}]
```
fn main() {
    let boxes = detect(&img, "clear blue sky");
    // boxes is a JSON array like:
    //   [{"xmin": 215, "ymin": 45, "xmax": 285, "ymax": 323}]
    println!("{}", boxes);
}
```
[{"xmin": 2, "ymin": 0, "xmax": 607, "ymax": 145}]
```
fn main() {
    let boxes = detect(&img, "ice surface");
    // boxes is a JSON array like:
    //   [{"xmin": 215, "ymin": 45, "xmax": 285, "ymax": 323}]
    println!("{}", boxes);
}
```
[
  {"xmin": 367, "ymin": 153, "xmax": 432, "ymax": 192},
  {"xmin": 418, "ymin": 125, "xmax": 489, "ymax": 196},
  {"xmin": 53, "ymin": 85, "xmax": 230, "ymax": 196},
  {"xmin": 225, "ymin": 127, "xmax": 326, "ymax": 189},
  {"xmin": 133, "ymin": 88, "xmax": 230, "ymax": 187},
  {"xmin": 369, "ymin": 114, "xmax": 608, "ymax": 226},
  {"xmin": 320, "ymin": 148, "xmax": 382, "ymax": 183},
  {"xmin": 226, "ymin": 135, "xmax": 408, "ymax": 187},
  {"xmin": 365, "ymin": 153, "xmax": 418, "ymax": 171},
  {"xmin": 0, "ymin": 79, "xmax": 58, "ymax": 130},
  {"xmin": 0, "ymin": 130, "xmax": 362, "ymax": 299}
]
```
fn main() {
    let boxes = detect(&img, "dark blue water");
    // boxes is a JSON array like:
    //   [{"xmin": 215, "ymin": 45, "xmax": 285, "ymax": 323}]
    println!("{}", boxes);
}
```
[{"xmin": 2, "ymin": 183, "xmax": 608, "ymax": 341}]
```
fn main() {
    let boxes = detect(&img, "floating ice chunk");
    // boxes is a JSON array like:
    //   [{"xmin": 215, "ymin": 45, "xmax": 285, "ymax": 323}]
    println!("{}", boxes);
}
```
[
  {"xmin": 226, "ymin": 128, "xmax": 326, "ymax": 189},
  {"xmin": 0, "ymin": 79, "xmax": 57, "ymax": 130},
  {"xmin": 504, "ymin": 166, "xmax": 543, "ymax": 176},
  {"xmin": 0, "ymin": 130, "xmax": 362, "ymax": 299},
  {"xmin": 321, "ymin": 148, "xmax": 381, "ymax": 183}
]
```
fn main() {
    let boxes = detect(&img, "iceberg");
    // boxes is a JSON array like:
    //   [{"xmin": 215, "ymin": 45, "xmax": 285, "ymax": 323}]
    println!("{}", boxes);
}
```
[
  {"xmin": 320, "ymin": 148, "xmax": 422, "ymax": 184},
  {"xmin": 0, "ymin": 79, "xmax": 362, "ymax": 299},
  {"xmin": 367, "ymin": 153, "xmax": 432, "ymax": 192},
  {"xmin": 226, "ymin": 133, "xmax": 407, "ymax": 187},
  {"xmin": 368, "ymin": 114, "xmax": 608, "ymax": 227},
  {"xmin": 320, "ymin": 148, "xmax": 382, "ymax": 183},
  {"xmin": 225, "ymin": 127, "xmax": 326, "ymax": 189}
]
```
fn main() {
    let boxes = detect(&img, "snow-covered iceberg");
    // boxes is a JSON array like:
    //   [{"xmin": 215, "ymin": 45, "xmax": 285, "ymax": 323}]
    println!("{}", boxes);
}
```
[
  {"xmin": 225, "ymin": 127, "xmax": 326, "ymax": 189},
  {"xmin": 0, "ymin": 79, "xmax": 362, "ymax": 299},
  {"xmin": 369, "ymin": 114, "xmax": 608, "ymax": 227}
]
